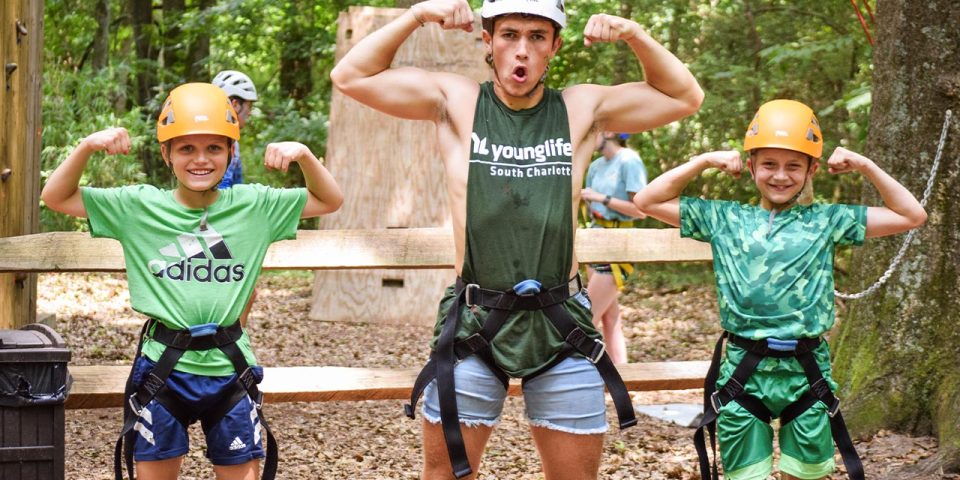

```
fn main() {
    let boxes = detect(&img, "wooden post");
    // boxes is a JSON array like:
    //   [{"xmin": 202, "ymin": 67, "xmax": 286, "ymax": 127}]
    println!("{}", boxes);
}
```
[
  {"xmin": 0, "ymin": 1, "xmax": 43, "ymax": 329},
  {"xmin": 311, "ymin": 7, "xmax": 489, "ymax": 325}
]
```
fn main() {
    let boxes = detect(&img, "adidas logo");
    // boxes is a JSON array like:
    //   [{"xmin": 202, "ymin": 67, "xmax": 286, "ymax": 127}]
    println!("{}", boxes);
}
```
[
  {"xmin": 228, "ymin": 436, "xmax": 247, "ymax": 451},
  {"xmin": 147, "ymin": 223, "xmax": 246, "ymax": 283}
]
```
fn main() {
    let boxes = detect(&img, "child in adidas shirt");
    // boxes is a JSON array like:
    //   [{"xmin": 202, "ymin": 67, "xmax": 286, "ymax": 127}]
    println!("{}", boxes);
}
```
[{"xmin": 41, "ymin": 82, "xmax": 342, "ymax": 479}]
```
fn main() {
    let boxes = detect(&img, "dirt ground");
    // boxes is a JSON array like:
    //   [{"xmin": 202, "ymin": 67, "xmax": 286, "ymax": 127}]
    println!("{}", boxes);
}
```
[{"xmin": 40, "ymin": 272, "xmax": 953, "ymax": 479}]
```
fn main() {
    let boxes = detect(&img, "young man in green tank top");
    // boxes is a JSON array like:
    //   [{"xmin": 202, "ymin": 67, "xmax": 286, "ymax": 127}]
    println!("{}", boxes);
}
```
[{"xmin": 331, "ymin": 0, "xmax": 703, "ymax": 478}]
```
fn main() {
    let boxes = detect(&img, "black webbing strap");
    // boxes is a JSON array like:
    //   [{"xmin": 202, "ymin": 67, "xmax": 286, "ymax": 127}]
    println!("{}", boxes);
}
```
[
  {"xmin": 219, "ymin": 340, "xmax": 279, "ymax": 480},
  {"xmin": 115, "ymin": 321, "xmax": 189, "ymax": 480},
  {"xmin": 694, "ymin": 332, "xmax": 864, "ymax": 480},
  {"xmin": 693, "ymin": 333, "xmax": 768, "ymax": 480},
  {"xmin": 405, "ymin": 275, "xmax": 634, "ymax": 480},
  {"xmin": 114, "ymin": 320, "xmax": 277, "ymax": 480},
  {"xmin": 796, "ymin": 351, "xmax": 864, "ymax": 480},
  {"xmin": 115, "ymin": 320, "xmax": 153, "ymax": 480},
  {"xmin": 694, "ymin": 332, "xmax": 728, "ymax": 480},
  {"xmin": 403, "ymin": 309, "xmax": 509, "ymax": 421},
  {"xmin": 433, "ymin": 287, "xmax": 474, "ymax": 478},
  {"xmin": 542, "ymin": 303, "xmax": 637, "ymax": 429}
]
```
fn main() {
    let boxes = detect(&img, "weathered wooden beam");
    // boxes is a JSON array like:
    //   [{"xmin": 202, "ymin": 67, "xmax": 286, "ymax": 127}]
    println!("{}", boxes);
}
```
[
  {"xmin": 64, "ymin": 361, "xmax": 710, "ymax": 409},
  {"xmin": 0, "ymin": 1, "xmax": 44, "ymax": 329},
  {"xmin": 0, "ymin": 228, "xmax": 711, "ymax": 273}
]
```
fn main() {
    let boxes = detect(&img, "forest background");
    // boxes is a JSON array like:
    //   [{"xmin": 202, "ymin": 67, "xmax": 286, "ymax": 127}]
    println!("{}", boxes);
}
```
[
  {"xmin": 40, "ymin": 0, "xmax": 873, "ymax": 236},
  {"xmin": 34, "ymin": 1, "xmax": 960, "ymax": 475}
]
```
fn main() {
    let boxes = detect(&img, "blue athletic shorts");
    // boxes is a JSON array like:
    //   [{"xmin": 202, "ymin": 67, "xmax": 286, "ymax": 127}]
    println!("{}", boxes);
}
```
[
  {"xmin": 422, "ymin": 355, "xmax": 608, "ymax": 434},
  {"xmin": 129, "ymin": 357, "xmax": 266, "ymax": 465}
]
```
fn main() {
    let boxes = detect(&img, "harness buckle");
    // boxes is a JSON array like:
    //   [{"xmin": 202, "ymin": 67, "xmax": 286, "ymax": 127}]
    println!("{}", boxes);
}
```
[
  {"xmin": 587, "ymin": 339, "xmax": 606, "ymax": 364},
  {"xmin": 710, "ymin": 391, "xmax": 723, "ymax": 414},
  {"xmin": 464, "ymin": 283, "xmax": 480, "ymax": 307},
  {"xmin": 827, "ymin": 398, "xmax": 841, "ymax": 418},
  {"xmin": 127, "ymin": 393, "xmax": 144, "ymax": 416},
  {"xmin": 238, "ymin": 368, "xmax": 258, "ymax": 391}
]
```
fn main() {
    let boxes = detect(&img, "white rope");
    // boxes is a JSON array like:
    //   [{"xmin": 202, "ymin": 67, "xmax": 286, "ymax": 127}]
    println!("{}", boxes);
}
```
[{"xmin": 835, "ymin": 109, "xmax": 952, "ymax": 300}]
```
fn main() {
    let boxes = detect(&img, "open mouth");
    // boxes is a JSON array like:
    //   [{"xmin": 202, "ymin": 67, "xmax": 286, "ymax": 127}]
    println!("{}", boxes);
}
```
[
  {"xmin": 512, "ymin": 65, "xmax": 528, "ymax": 83},
  {"xmin": 188, "ymin": 169, "xmax": 213, "ymax": 176}
]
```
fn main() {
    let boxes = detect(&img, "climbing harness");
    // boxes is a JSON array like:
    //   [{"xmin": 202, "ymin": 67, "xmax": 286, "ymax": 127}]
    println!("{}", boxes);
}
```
[
  {"xmin": 591, "ymin": 217, "xmax": 636, "ymax": 290},
  {"xmin": 405, "ymin": 276, "xmax": 637, "ymax": 479},
  {"xmin": 114, "ymin": 319, "xmax": 278, "ymax": 480},
  {"xmin": 835, "ymin": 109, "xmax": 952, "ymax": 300},
  {"xmin": 694, "ymin": 332, "xmax": 864, "ymax": 480}
]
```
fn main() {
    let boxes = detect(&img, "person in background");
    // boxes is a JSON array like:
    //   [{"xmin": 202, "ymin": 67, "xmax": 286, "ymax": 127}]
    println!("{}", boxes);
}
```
[
  {"xmin": 581, "ymin": 131, "xmax": 646, "ymax": 364},
  {"xmin": 213, "ymin": 70, "xmax": 260, "ymax": 327}
]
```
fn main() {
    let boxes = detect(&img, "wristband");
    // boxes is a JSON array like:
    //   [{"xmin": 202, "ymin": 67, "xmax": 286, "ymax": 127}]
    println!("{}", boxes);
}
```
[{"xmin": 602, "ymin": 195, "xmax": 612, "ymax": 206}]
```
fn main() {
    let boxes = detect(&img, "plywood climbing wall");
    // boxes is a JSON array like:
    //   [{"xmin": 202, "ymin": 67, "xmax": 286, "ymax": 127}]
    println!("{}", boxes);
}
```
[{"xmin": 310, "ymin": 7, "xmax": 489, "ymax": 325}]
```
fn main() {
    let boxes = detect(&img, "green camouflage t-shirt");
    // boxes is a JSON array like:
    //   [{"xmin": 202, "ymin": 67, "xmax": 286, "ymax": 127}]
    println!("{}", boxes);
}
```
[
  {"xmin": 680, "ymin": 197, "xmax": 866, "ymax": 339},
  {"xmin": 82, "ymin": 184, "xmax": 306, "ymax": 376}
]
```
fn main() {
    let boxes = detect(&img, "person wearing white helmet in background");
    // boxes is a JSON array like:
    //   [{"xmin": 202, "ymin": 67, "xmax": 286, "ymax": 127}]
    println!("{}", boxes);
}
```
[
  {"xmin": 213, "ymin": 70, "xmax": 260, "ymax": 328},
  {"xmin": 212, "ymin": 70, "xmax": 258, "ymax": 189},
  {"xmin": 331, "ymin": 0, "xmax": 703, "ymax": 478}
]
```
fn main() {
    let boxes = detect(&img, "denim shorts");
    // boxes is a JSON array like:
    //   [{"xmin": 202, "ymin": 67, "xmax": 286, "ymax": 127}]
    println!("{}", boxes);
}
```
[
  {"xmin": 130, "ymin": 357, "xmax": 266, "ymax": 466},
  {"xmin": 422, "ymin": 355, "xmax": 608, "ymax": 434}
]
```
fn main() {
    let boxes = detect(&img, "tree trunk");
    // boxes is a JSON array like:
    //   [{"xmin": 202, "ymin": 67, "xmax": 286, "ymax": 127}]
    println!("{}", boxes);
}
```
[
  {"xmin": 279, "ymin": 0, "xmax": 315, "ymax": 110},
  {"xmin": 127, "ymin": 0, "xmax": 170, "ymax": 185},
  {"xmin": 128, "ymin": 0, "xmax": 156, "ymax": 106},
  {"xmin": 162, "ymin": 0, "xmax": 185, "ymax": 81},
  {"xmin": 92, "ymin": 0, "xmax": 109, "ymax": 70},
  {"xmin": 185, "ymin": 0, "xmax": 212, "ymax": 81},
  {"xmin": 832, "ymin": 0, "xmax": 960, "ymax": 476}
]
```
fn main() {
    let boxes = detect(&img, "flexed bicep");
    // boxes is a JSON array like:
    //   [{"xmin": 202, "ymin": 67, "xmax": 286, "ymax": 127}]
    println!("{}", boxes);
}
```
[{"xmin": 334, "ymin": 67, "xmax": 453, "ymax": 122}]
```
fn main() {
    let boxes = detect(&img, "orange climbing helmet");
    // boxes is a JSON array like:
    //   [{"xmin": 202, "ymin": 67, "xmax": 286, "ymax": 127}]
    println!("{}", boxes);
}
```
[
  {"xmin": 744, "ymin": 99, "xmax": 823, "ymax": 158},
  {"xmin": 156, "ymin": 83, "xmax": 240, "ymax": 143}
]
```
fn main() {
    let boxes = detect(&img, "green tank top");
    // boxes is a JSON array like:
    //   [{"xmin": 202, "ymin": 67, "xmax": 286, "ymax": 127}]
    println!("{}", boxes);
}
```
[{"xmin": 432, "ymin": 82, "xmax": 599, "ymax": 378}]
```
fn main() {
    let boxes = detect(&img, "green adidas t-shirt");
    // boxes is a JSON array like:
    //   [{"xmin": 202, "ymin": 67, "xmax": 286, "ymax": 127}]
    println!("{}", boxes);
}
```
[
  {"xmin": 680, "ymin": 197, "xmax": 866, "ymax": 339},
  {"xmin": 82, "ymin": 184, "xmax": 307, "ymax": 376}
]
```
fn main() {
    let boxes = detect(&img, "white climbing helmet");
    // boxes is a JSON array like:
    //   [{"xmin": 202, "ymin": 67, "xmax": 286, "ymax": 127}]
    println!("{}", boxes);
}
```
[
  {"xmin": 212, "ymin": 70, "xmax": 258, "ymax": 102},
  {"xmin": 481, "ymin": 0, "xmax": 566, "ymax": 29}
]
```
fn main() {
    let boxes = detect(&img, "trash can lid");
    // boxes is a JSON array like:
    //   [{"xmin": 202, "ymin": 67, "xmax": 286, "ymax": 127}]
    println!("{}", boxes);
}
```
[
  {"xmin": 0, "ymin": 324, "xmax": 66, "ymax": 349},
  {"xmin": 0, "ymin": 324, "xmax": 70, "ymax": 362}
]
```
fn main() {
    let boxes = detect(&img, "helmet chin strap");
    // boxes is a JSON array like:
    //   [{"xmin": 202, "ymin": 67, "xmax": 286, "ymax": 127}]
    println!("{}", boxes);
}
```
[{"xmin": 524, "ymin": 67, "xmax": 548, "ymax": 98}]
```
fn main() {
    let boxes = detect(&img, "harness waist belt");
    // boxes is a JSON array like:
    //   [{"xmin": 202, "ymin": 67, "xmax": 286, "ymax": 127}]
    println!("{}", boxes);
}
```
[{"xmin": 405, "ymin": 275, "xmax": 636, "ymax": 479}]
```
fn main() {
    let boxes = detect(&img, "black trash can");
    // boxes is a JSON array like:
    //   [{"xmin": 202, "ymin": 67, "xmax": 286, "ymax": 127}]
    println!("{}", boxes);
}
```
[{"xmin": 0, "ymin": 323, "xmax": 72, "ymax": 480}]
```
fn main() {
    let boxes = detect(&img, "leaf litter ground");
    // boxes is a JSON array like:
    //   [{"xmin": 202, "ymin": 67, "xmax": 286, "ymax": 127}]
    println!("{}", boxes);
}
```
[{"xmin": 41, "ymin": 272, "xmax": 953, "ymax": 479}]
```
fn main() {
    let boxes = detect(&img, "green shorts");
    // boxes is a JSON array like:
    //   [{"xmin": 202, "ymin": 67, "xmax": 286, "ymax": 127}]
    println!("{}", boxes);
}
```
[{"xmin": 717, "ymin": 341, "xmax": 837, "ymax": 480}]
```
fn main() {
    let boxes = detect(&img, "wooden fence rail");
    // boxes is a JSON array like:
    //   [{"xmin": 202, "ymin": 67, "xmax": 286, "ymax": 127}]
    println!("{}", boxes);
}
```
[{"xmin": 0, "ymin": 227, "xmax": 713, "ymax": 409}]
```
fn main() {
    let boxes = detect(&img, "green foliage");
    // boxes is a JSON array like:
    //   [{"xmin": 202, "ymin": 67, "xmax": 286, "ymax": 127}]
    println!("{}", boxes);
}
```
[
  {"xmin": 41, "ymin": 0, "xmax": 874, "ymax": 233},
  {"xmin": 550, "ymin": 0, "xmax": 873, "ymax": 215}
]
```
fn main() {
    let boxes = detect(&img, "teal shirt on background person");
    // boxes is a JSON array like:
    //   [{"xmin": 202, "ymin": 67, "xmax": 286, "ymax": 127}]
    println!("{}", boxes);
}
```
[{"xmin": 586, "ymin": 148, "xmax": 647, "ymax": 221}]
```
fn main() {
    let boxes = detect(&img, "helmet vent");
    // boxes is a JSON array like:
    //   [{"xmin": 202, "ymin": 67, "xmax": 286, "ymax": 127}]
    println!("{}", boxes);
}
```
[
  {"xmin": 162, "ymin": 111, "xmax": 175, "ymax": 126},
  {"xmin": 806, "ymin": 128, "xmax": 820, "ymax": 143}
]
